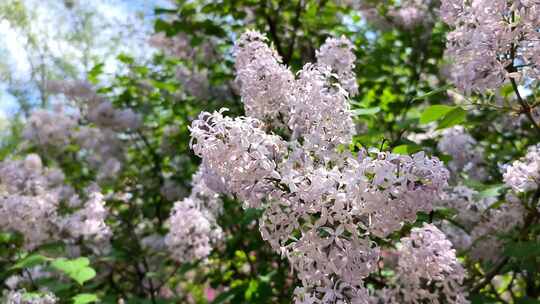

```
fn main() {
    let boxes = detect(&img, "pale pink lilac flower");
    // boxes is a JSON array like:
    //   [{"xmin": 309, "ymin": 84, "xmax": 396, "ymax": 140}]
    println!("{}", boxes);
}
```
[
  {"xmin": 190, "ymin": 30, "xmax": 452, "ymax": 303},
  {"xmin": 372, "ymin": 224, "xmax": 468, "ymax": 304},
  {"xmin": 3, "ymin": 290, "xmax": 57, "ymax": 304},
  {"xmin": 503, "ymin": 144, "xmax": 540, "ymax": 193},
  {"xmin": 441, "ymin": 0, "xmax": 540, "ymax": 93}
]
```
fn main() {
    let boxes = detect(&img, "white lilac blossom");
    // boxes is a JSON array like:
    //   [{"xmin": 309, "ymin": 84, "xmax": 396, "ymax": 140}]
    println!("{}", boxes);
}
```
[
  {"xmin": 503, "ymin": 144, "xmax": 540, "ymax": 193},
  {"xmin": 149, "ymin": 32, "xmax": 193, "ymax": 59},
  {"xmin": 316, "ymin": 36, "xmax": 359, "ymax": 96},
  {"xmin": 354, "ymin": 0, "xmax": 438, "ymax": 31},
  {"xmin": 160, "ymin": 179, "xmax": 187, "ymax": 202},
  {"xmin": 165, "ymin": 206, "xmax": 221, "ymax": 263},
  {"xmin": 437, "ymin": 126, "xmax": 487, "ymax": 181},
  {"xmin": 294, "ymin": 282, "xmax": 371, "ymax": 304},
  {"xmin": 190, "ymin": 109, "xmax": 286, "ymax": 209},
  {"xmin": 160, "ymin": 125, "xmax": 181, "ymax": 154},
  {"xmin": 435, "ymin": 183, "xmax": 527, "ymax": 263},
  {"xmin": 434, "ymin": 185, "xmax": 497, "ymax": 252},
  {"xmin": 437, "ymin": 220, "xmax": 472, "ymax": 252},
  {"xmin": 441, "ymin": 0, "xmax": 540, "ymax": 93},
  {"xmin": 165, "ymin": 198, "xmax": 221, "ymax": 263},
  {"xmin": 74, "ymin": 126, "xmax": 124, "ymax": 181},
  {"xmin": 469, "ymin": 193, "xmax": 527, "ymax": 262},
  {"xmin": 175, "ymin": 66, "xmax": 211, "ymax": 100},
  {"xmin": 4, "ymin": 266, "xmax": 53, "ymax": 292},
  {"xmin": 24, "ymin": 106, "xmax": 126, "ymax": 182},
  {"xmin": 149, "ymin": 32, "xmax": 215, "ymax": 62},
  {"xmin": 436, "ymin": 185, "xmax": 494, "ymax": 231},
  {"xmin": 191, "ymin": 30, "xmax": 452, "ymax": 303},
  {"xmin": 0, "ymin": 154, "xmax": 111, "ymax": 251},
  {"xmin": 372, "ymin": 224, "xmax": 468, "ymax": 304},
  {"xmin": 0, "ymin": 155, "xmax": 62, "ymax": 249},
  {"xmin": 87, "ymin": 99, "xmax": 141, "ymax": 131},
  {"xmin": 356, "ymin": 4, "xmax": 392, "ymax": 31},
  {"xmin": 189, "ymin": 166, "xmax": 225, "ymax": 218},
  {"xmin": 234, "ymin": 31, "xmax": 359, "ymax": 136},
  {"xmin": 141, "ymin": 233, "xmax": 167, "ymax": 252},
  {"xmin": 61, "ymin": 192, "xmax": 112, "ymax": 245},
  {"xmin": 150, "ymin": 33, "xmax": 226, "ymax": 100},
  {"xmin": 165, "ymin": 168, "xmax": 225, "ymax": 262},
  {"xmin": 23, "ymin": 107, "xmax": 79, "ymax": 148},
  {"xmin": 47, "ymin": 80, "xmax": 141, "ymax": 131},
  {"xmin": 3, "ymin": 290, "xmax": 57, "ymax": 304},
  {"xmin": 288, "ymin": 64, "xmax": 355, "ymax": 150},
  {"xmin": 45, "ymin": 79, "xmax": 98, "ymax": 102},
  {"xmin": 234, "ymin": 30, "xmax": 294, "ymax": 125},
  {"xmin": 388, "ymin": 0, "xmax": 438, "ymax": 29}
]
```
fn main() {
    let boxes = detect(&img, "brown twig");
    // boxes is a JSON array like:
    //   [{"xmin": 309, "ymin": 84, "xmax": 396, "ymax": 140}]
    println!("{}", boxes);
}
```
[
  {"xmin": 510, "ymin": 77, "xmax": 540, "ymax": 132},
  {"xmin": 471, "ymin": 256, "xmax": 510, "ymax": 293}
]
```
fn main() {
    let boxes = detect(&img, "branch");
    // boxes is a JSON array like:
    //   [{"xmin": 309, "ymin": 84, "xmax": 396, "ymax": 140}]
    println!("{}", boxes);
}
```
[
  {"xmin": 263, "ymin": 0, "xmax": 285, "ymax": 60},
  {"xmin": 136, "ymin": 130, "xmax": 166, "ymax": 226},
  {"xmin": 507, "ymin": 12, "xmax": 540, "ymax": 134},
  {"xmin": 124, "ymin": 205, "xmax": 157, "ymax": 303},
  {"xmin": 284, "ymin": 0, "xmax": 304, "ymax": 63},
  {"xmin": 510, "ymin": 77, "xmax": 540, "ymax": 134},
  {"xmin": 471, "ymin": 256, "xmax": 509, "ymax": 293},
  {"xmin": 156, "ymin": 264, "xmax": 181, "ymax": 291},
  {"xmin": 472, "ymin": 191, "xmax": 540, "ymax": 294}
]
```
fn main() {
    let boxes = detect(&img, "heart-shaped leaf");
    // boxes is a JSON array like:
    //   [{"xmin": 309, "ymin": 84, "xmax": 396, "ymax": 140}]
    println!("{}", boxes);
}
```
[
  {"xmin": 72, "ymin": 293, "xmax": 99, "ymax": 304},
  {"xmin": 51, "ymin": 257, "xmax": 96, "ymax": 285}
]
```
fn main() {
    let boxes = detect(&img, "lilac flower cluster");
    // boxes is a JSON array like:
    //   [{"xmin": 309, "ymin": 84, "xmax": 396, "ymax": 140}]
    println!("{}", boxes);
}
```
[
  {"xmin": 437, "ymin": 126, "xmax": 487, "ymax": 181},
  {"xmin": 0, "ymin": 154, "xmax": 111, "ymax": 252},
  {"xmin": 435, "ymin": 186, "xmax": 527, "ymax": 263},
  {"xmin": 504, "ymin": 144, "xmax": 540, "ymax": 193},
  {"xmin": 190, "ymin": 31, "xmax": 457, "ymax": 303},
  {"xmin": 25, "ymin": 81, "xmax": 139, "ymax": 180},
  {"xmin": 165, "ymin": 168, "xmax": 224, "ymax": 263},
  {"xmin": 3, "ymin": 290, "xmax": 58, "ymax": 304},
  {"xmin": 441, "ymin": 0, "xmax": 540, "ymax": 93},
  {"xmin": 372, "ymin": 224, "xmax": 468, "ymax": 304}
]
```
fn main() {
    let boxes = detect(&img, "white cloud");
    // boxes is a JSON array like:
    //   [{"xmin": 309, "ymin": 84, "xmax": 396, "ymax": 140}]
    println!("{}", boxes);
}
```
[
  {"xmin": 0, "ymin": 20, "xmax": 31, "ymax": 79},
  {"xmin": 0, "ymin": 0, "xmax": 164, "ymax": 116}
]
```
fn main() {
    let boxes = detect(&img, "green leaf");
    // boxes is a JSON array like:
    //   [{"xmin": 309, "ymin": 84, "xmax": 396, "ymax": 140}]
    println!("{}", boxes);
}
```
[
  {"xmin": 392, "ymin": 144, "xmax": 422, "ymax": 155},
  {"xmin": 117, "ymin": 53, "xmax": 134, "ymax": 64},
  {"xmin": 244, "ymin": 280, "xmax": 259, "ymax": 300},
  {"xmin": 88, "ymin": 63, "xmax": 104, "ymax": 84},
  {"xmin": 475, "ymin": 184, "xmax": 504, "ymax": 199},
  {"xmin": 22, "ymin": 292, "xmax": 54, "ymax": 301},
  {"xmin": 258, "ymin": 271, "xmax": 276, "ymax": 283},
  {"xmin": 470, "ymin": 293, "xmax": 499, "ymax": 304},
  {"xmin": 380, "ymin": 88, "xmax": 398, "ymax": 108},
  {"xmin": 154, "ymin": 19, "xmax": 170, "ymax": 34},
  {"xmin": 150, "ymin": 80, "xmax": 177, "ymax": 93},
  {"xmin": 433, "ymin": 207, "xmax": 458, "ymax": 219},
  {"xmin": 200, "ymin": 20, "xmax": 226, "ymax": 37},
  {"xmin": 352, "ymin": 107, "xmax": 380, "ymax": 116},
  {"xmin": 0, "ymin": 232, "xmax": 13, "ymax": 243},
  {"xmin": 51, "ymin": 257, "xmax": 96, "ymax": 285},
  {"xmin": 412, "ymin": 84, "xmax": 452, "ymax": 102},
  {"xmin": 154, "ymin": 7, "xmax": 177, "ymax": 15},
  {"xmin": 72, "ymin": 294, "xmax": 99, "ymax": 304},
  {"xmin": 436, "ymin": 107, "xmax": 467, "ymax": 130},
  {"xmin": 11, "ymin": 254, "xmax": 50, "ymax": 270},
  {"xmin": 504, "ymin": 241, "xmax": 540, "ymax": 258},
  {"xmin": 419, "ymin": 105, "xmax": 455, "ymax": 124},
  {"xmin": 516, "ymin": 298, "xmax": 540, "ymax": 304},
  {"xmin": 241, "ymin": 208, "xmax": 263, "ymax": 225},
  {"xmin": 210, "ymin": 287, "xmax": 240, "ymax": 304}
]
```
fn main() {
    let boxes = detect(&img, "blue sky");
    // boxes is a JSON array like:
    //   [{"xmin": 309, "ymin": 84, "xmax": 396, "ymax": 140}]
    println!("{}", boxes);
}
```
[{"xmin": 0, "ymin": 0, "xmax": 171, "ymax": 118}]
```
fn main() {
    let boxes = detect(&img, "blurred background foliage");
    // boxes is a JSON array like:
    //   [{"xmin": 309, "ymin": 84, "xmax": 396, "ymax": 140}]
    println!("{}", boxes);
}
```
[{"xmin": 1, "ymin": 0, "xmax": 539, "ymax": 303}]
